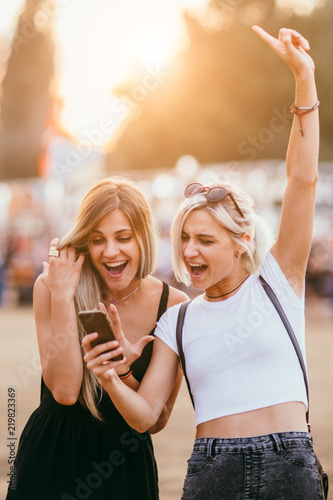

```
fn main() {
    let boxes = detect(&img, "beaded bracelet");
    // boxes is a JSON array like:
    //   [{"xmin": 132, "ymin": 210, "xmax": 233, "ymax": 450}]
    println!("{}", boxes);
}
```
[
  {"xmin": 118, "ymin": 369, "xmax": 133, "ymax": 380},
  {"xmin": 290, "ymin": 100, "xmax": 319, "ymax": 137}
]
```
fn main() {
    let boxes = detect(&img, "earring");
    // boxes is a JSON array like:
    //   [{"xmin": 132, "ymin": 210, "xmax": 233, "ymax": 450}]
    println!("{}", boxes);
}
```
[{"xmin": 235, "ymin": 251, "xmax": 239, "ymax": 258}]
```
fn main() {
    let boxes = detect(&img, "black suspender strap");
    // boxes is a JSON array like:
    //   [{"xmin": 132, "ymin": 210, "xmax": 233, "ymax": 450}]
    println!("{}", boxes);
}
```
[
  {"xmin": 258, "ymin": 275, "xmax": 310, "ymax": 426},
  {"xmin": 176, "ymin": 300, "xmax": 194, "ymax": 408}
]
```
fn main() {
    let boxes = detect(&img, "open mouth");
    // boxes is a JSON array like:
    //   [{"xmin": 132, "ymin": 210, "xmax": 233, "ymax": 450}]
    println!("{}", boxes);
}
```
[
  {"xmin": 189, "ymin": 263, "xmax": 208, "ymax": 276},
  {"xmin": 103, "ymin": 260, "xmax": 128, "ymax": 276}
]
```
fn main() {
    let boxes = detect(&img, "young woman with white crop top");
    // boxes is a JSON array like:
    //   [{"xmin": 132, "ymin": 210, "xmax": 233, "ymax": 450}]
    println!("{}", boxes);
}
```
[{"xmin": 83, "ymin": 26, "xmax": 324, "ymax": 499}]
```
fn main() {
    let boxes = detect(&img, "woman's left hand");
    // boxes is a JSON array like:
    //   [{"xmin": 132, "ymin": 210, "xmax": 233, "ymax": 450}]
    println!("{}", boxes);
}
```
[
  {"xmin": 42, "ymin": 237, "xmax": 85, "ymax": 300},
  {"xmin": 252, "ymin": 26, "xmax": 315, "ymax": 78}
]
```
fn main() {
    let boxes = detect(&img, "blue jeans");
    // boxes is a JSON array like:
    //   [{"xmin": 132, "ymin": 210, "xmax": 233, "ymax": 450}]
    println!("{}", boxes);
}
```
[{"xmin": 182, "ymin": 432, "xmax": 324, "ymax": 499}]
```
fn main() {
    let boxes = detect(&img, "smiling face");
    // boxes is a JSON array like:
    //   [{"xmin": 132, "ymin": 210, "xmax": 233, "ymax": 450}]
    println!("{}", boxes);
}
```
[
  {"xmin": 181, "ymin": 208, "xmax": 239, "ymax": 290},
  {"xmin": 87, "ymin": 209, "xmax": 141, "ymax": 296}
]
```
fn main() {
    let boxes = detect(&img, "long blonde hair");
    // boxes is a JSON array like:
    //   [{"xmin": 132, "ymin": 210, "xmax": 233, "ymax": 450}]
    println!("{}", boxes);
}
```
[
  {"xmin": 59, "ymin": 177, "xmax": 158, "ymax": 419},
  {"xmin": 171, "ymin": 181, "xmax": 274, "ymax": 286}
]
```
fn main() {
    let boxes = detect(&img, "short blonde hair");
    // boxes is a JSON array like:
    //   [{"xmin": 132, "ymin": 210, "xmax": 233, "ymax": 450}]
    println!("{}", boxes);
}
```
[
  {"xmin": 59, "ymin": 177, "xmax": 158, "ymax": 419},
  {"xmin": 171, "ymin": 181, "xmax": 274, "ymax": 286}
]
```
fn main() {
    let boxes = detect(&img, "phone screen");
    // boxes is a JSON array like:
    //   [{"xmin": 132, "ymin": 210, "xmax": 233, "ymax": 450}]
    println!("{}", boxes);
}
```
[{"xmin": 79, "ymin": 310, "xmax": 123, "ymax": 360}]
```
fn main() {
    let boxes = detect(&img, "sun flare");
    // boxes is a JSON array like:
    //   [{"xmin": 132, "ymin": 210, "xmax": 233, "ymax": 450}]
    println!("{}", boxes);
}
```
[{"xmin": 53, "ymin": 0, "xmax": 208, "ymax": 142}]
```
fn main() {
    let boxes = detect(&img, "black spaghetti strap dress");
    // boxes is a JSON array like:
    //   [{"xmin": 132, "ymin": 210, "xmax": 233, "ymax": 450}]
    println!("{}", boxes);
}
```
[{"xmin": 6, "ymin": 283, "xmax": 170, "ymax": 500}]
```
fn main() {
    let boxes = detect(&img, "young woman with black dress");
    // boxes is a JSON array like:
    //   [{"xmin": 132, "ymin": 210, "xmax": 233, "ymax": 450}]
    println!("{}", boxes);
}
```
[{"xmin": 7, "ymin": 177, "xmax": 187, "ymax": 500}]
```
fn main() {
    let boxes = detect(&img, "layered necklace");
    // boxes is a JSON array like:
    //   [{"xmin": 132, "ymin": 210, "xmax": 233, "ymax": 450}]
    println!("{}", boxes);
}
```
[
  {"xmin": 205, "ymin": 275, "xmax": 250, "ymax": 300},
  {"xmin": 107, "ymin": 281, "xmax": 141, "ymax": 312}
]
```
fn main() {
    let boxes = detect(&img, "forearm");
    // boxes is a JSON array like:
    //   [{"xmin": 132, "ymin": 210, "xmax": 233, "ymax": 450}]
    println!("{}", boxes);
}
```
[
  {"xmin": 122, "ymin": 374, "xmax": 140, "ymax": 391},
  {"xmin": 102, "ymin": 372, "xmax": 164, "ymax": 433},
  {"xmin": 117, "ymin": 366, "xmax": 182, "ymax": 433},
  {"xmin": 43, "ymin": 295, "xmax": 83, "ymax": 402},
  {"xmin": 286, "ymin": 70, "xmax": 319, "ymax": 184},
  {"xmin": 148, "ymin": 366, "xmax": 183, "ymax": 434}
]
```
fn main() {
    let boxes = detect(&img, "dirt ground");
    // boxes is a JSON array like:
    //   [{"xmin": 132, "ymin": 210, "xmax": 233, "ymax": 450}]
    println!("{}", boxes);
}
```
[{"xmin": 0, "ymin": 299, "xmax": 332, "ymax": 499}]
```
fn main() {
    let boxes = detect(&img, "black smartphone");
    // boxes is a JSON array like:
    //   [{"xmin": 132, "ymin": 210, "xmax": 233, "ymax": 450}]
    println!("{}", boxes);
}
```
[{"xmin": 79, "ymin": 309, "xmax": 123, "ymax": 361}]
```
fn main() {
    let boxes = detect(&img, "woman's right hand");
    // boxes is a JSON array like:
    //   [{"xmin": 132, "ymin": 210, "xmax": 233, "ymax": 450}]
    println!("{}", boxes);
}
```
[
  {"xmin": 82, "ymin": 333, "xmax": 125, "ymax": 386},
  {"xmin": 252, "ymin": 26, "xmax": 315, "ymax": 79},
  {"xmin": 82, "ymin": 302, "xmax": 154, "ymax": 380},
  {"xmin": 41, "ymin": 238, "xmax": 85, "ymax": 299}
]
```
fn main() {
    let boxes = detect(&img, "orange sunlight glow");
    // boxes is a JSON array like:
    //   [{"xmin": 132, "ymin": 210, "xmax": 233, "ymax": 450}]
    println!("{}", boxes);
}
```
[{"xmin": 54, "ymin": 0, "xmax": 208, "ymax": 143}]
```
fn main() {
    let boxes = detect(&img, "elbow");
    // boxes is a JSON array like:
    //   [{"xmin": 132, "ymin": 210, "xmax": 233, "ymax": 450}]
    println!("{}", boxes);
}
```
[
  {"xmin": 132, "ymin": 417, "xmax": 157, "ymax": 434},
  {"xmin": 44, "ymin": 375, "xmax": 81, "ymax": 406},
  {"xmin": 52, "ymin": 389, "xmax": 79, "ymax": 406},
  {"xmin": 148, "ymin": 410, "xmax": 170, "ymax": 434},
  {"xmin": 148, "ymin": 421, "xmax": 167, "ymax": 434},
  {"xmin": 289, "ymin": 171, "xmax": 318, "ymax": 186},
  {"xmin": 54, "ymin": 394, "xmax": 78, "ymax": 406},
  {"xmin": 308, "ymin": 171, "xmax": 319, "ymax": 186},
  {"xmin": 133, "ymin": 424, "xmax": 149, "ymax": 434}
]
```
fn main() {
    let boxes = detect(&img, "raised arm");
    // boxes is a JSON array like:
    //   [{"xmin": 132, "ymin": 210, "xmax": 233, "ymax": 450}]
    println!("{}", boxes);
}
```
[
  {"xmin": 253, "ymin": 26, "xmax": 319, "ymax": 295},
  {"xmin": 34, "ymin": 239, "xmax": 85, "ymax": 404}
]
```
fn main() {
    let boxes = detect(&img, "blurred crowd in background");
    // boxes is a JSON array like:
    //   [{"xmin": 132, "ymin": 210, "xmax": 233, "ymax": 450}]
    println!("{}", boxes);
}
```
[{"xmin": 0, "ymin": 155, "xmax": 332, "ymax": 307}]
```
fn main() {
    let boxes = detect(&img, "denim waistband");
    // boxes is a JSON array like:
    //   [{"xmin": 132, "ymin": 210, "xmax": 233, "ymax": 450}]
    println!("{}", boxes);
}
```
[{"xmin": 193, "ymin": 432, "xmax": 313, "ymax": 455}]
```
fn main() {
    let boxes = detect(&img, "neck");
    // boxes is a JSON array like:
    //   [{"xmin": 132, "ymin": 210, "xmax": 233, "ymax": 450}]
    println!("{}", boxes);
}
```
[
  {"xmin": 205, "ymin": 273, "xmax": 250, "ymax": 301},
  {"xmin": 106, "ymin": 278, "xmax": 141, "ymax": 304}
]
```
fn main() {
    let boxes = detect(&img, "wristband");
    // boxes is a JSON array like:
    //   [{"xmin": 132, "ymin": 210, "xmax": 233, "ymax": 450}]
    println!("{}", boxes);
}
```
[
  {"xmin": 290, "ymin": 100, "xmax": 319, "ymax": 137},
  {"xmin": 118, "ymin": 369, "xmax": 133, "ymax": 380}
]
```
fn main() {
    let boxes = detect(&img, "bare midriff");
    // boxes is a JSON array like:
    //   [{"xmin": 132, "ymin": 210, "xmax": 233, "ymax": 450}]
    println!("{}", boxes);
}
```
[{"xmin": 195, "ymin": 402, "xmax": 308, "ymax": 438}]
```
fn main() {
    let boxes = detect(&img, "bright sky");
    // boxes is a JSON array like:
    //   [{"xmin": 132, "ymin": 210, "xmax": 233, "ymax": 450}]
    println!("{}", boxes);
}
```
[
  {"xmin": 0, "ymin": 0, "xmax": 321, "ymax": 144},
  {"xmin": 1, "ymin": 0, "xmax": 208, "ymax": 144}
]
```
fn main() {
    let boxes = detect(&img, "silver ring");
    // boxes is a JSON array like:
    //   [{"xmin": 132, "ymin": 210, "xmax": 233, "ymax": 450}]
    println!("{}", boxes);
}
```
[{"xmin": 49, "ymin": 248, "xmax": 60, "ymax": 257}]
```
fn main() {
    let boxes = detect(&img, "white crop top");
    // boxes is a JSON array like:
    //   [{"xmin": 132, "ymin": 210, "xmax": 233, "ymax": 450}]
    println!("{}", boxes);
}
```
[{"xmin": 155, "ymin": 252, "xmax": 308, "ymax": 426}]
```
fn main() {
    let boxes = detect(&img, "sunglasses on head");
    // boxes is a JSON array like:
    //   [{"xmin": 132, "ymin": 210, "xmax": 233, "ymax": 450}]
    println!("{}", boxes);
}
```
[{"xmin": 184, "ymin": 183, "xmax": 244, "ymax": 218}]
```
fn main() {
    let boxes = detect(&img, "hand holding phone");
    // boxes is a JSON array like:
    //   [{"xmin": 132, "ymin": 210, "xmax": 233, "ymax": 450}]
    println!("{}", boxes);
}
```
[{"xmin": 79, "ymin": 309, "xmax": 123, "ymax": 361}]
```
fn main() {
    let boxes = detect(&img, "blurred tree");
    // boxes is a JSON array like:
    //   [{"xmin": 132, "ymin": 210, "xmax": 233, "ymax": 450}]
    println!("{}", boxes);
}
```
[
  {"xmin": 0, "ymin": 0, "xmax": 55, "ymax": 179},
  {"xmin": 106, "ymin": 0, "xmax": 332, "ymax": 171}
]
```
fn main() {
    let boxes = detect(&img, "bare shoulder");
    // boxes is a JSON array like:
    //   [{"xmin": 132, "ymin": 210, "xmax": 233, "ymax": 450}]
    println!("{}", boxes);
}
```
[
  {"xmin": 143, "ymin": 275, "xmax": 189, "ymax": 307},
  {"xmin": 167, "ymin": 285, "xmax": 189, "ymax": 308}
]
